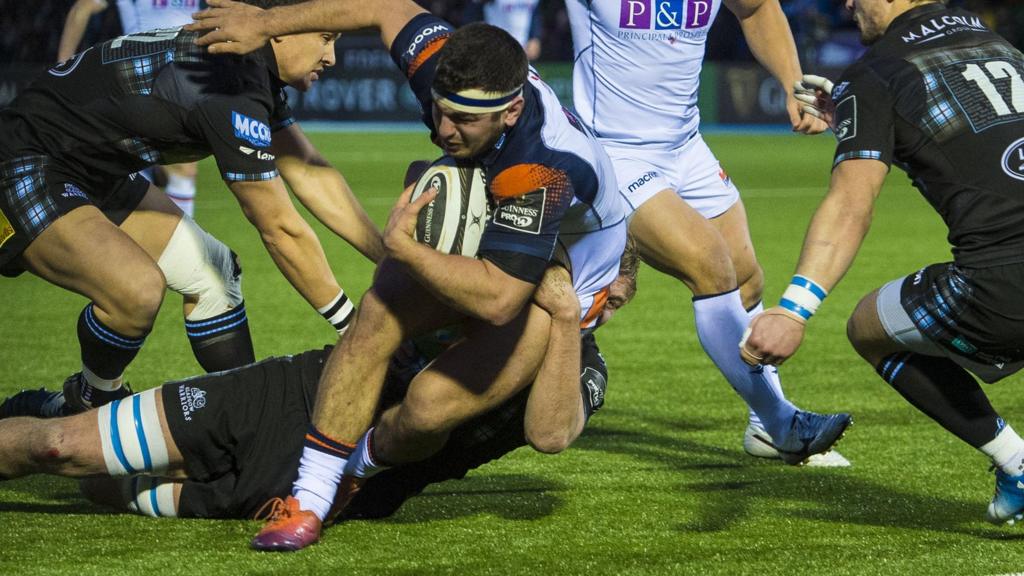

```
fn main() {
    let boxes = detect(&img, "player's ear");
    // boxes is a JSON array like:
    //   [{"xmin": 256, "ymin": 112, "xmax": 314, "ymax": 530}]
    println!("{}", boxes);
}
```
[{"xmin": 503, "ymin": 96, "xmax": 525, "ymax": 127}]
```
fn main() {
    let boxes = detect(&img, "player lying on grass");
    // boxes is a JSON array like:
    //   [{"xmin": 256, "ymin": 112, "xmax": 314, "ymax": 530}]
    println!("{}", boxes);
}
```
[
  {"xmin": 0, "ymin": 265, "xmax": 620, "ymax": 521},
  {"xmin": 0, "ymin": 0, "xmax": 381, "ymax": 417},
  {"xmin": 742, "ymin": 0, "xmax": 1024, "ymax": 525}
]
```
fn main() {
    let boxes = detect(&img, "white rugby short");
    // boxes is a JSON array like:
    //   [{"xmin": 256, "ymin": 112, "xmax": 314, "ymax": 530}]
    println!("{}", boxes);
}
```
[{"xmin": 603, "ymin": 133, "xmax": 739, "ymax": 219}]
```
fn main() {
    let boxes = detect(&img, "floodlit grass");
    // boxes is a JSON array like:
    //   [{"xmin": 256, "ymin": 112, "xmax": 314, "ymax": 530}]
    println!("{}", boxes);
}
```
[{"xmin": 3, "ymin": 132, "xmax": 1024, "ymax": 575}]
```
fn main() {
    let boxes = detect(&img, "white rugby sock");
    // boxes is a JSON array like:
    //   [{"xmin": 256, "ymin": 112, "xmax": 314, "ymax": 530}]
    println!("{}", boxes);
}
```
[
  {"xmin": 82, "ymin": 366, "xmax": 122, "ymax": 391},
  {"xmin": 981, "ymin": 423, "xmax": 1024, "ymax": 476},
  {"xmin": 165, "ymin": 172, "xmax": 196, "ymax": 217},
  {"xmin": 292, "ymin": 446, "xmax": 345, "ymax": 521},
  {"xmin": 693, "ymin": 290, "xmax": 796, "ymax": 441},
  {"xmin": 745, "ymin": 301, "xmax": 785, "ymax": 431},
  {"xmin": 343, "ymin": 427, "xmax": 389, "ymax": 479}
]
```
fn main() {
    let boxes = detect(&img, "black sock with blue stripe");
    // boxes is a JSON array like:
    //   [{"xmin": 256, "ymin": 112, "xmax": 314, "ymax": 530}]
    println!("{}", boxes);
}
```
[
  {"xmin": 77, "ymin": 304, "xmax": 145, "ymax": 383},
  {"xmin": 877, "ymin": 352, "xmax": 999, "ymax": 447},
  {"xmin": 185, "ymin": 302, "xmax": 255, "ymax": 373}
]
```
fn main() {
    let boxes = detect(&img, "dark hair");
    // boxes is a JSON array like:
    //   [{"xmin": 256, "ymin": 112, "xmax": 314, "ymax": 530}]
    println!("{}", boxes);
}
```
[{"xmin": 433, "ymin": 23, "xmax": 528, "ymax": 96}]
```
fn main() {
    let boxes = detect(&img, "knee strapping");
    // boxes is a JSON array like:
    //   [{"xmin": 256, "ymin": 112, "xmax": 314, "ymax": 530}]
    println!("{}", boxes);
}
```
[
  {"xmin": 121, "ymin": 476, "xmax": 178, "ymax": 518},
  {"xmin": 97, "ymin": 388, "xmax": 170, "ymax": 476},
  {"xmin": 158, "ymin": 216, "xmax": 244, "ymax": 321}
]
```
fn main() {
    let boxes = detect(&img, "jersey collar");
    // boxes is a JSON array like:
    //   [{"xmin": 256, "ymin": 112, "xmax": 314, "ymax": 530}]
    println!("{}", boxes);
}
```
[{"xmin": 886, "ymin": 2, "xmax": 947, "ymax": 37}]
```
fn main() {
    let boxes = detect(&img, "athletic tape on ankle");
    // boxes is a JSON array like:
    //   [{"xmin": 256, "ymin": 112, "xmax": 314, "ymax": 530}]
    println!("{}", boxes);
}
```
[
  {"xmin": 318, "ymin": 290, "xmax": 354, "ymax": 335},
  {"xmin": 97, "ymin": 388, "xmax": 170, "ymax": 476},
  {"xmin": 125, "ymin": 476, "xmax": 178, "ymax": 518},
  {"xmin": 779, "ymin": 275, "xmax": 827, "ymax": 320}
]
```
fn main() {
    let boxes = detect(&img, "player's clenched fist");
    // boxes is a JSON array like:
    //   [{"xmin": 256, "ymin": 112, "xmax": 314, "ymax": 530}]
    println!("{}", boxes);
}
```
[{"xmin": 739, "ymin": 308, "xmax": 808, "ymax": 367}]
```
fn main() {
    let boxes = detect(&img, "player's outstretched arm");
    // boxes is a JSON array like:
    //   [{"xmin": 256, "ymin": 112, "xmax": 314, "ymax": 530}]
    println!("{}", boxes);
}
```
[
  {"xmin": 57, "ymin": 0, "xmax": 108, "ymax": 62},
  {"xmin": 273, "ymin": 124, "xmax": 384, "ymax": 263},
  {"xmin": 741, "ymin": 159, "xmax": 887, "ymax": 365},
  {"xmin": 524, "ymin": 266, "xmax": 585, "ymax": 454},
  {"xmin": 725, "ymin": 0, "xmax": 828, "ymax": 135},
  {"xmin": 228, "ymin": 177, "xmax": 343, "ymax": 311},
  {"xmin": 383, "ymin": 184, "xmax": 536, "ymax": 325},
  {"xmin": 188, "ymin": 0, "xmax": 425, "ymax": 54}
]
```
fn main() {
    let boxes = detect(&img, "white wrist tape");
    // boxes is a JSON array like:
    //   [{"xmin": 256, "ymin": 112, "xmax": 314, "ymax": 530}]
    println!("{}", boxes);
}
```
[
  {"xmin": 779, "ymin": 275, "xmax": 828, "ymax": 321},
  {"xmin": 318, "ymin": 289, "xmax": 355, "ymax": 335}
]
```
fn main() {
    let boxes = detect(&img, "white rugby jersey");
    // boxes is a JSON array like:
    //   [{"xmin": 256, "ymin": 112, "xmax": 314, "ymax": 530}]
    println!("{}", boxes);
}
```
[
  {"xmin": 116, "ymin": 0, "xmax": 198, "ymax": 34},
  {"xmin": 483, "ymin": 0, "xmax": 539, "ymax": 47},
  {"xmin": 567, "ymin": 0, "xmax": 722, "ymax": 147}
]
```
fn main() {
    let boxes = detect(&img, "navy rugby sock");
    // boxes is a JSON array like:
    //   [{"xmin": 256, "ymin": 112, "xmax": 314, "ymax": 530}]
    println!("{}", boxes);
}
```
[
  {"xmin": 877, "ymin": 353, "xmax": 1000, "ymax": 447},
  {"xmin": 185, "ymin": 303, "xmax": 255, "ymax": 372},
  {"xmin": 77, "ymin": 304, "xmax": 145, "ymax": 385}
]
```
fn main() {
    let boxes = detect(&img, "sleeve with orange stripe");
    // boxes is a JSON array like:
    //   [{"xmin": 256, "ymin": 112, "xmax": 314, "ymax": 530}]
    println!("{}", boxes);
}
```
[
  {"xmin": 479, "ymin": 162, "xmax": 575, "ymax": 281},
  {"xmin": 389, "ymin": 13, "xmax": 454, "ymax": 129}
]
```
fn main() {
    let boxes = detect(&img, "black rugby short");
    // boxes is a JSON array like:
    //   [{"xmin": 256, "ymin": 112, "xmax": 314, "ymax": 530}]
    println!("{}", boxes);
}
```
[
  {"xmin": 162, "ymin": 349, "xmax": 328, "ymax": 519},
  {"xmin": 901, "ymin": 261, "xmax": 1024, "ymax": 369},
  {"xmin": 0, "ymin": 155, "xmax": 148, "ymax": 276}
]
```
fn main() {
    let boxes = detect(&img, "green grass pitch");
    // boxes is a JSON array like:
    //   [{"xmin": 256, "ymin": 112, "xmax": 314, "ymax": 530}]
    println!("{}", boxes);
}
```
[{"xmin": 3, "ymin": 132, "xmax": 1024, "ymax": 575}]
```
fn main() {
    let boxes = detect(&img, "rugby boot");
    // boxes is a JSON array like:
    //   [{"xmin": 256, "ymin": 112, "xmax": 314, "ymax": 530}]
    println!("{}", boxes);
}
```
[
  {"xmin": 987, "ymin": 468, "xmax": 1024, "ymax": 525},
  {"xmin": 775, "ymin": 410, "xmax": 852, "ymax": 466},
  {"xmin": 251, "ymin": 496, "xmax": 322, "ymax": 552},
  {"xmin": 325, "ymin": 474, "xmax": 367, "ymax": 524},
  {"xmin": 61, "ymin": 372, "xmax": 134, "ymax": 415},
  {"xmin": 0, "ymin": 388, "xmax": 66, "ymax": 419},
  {"xmin": 743, "ymin": 422, "xmax": 852, "ymax": 467}
]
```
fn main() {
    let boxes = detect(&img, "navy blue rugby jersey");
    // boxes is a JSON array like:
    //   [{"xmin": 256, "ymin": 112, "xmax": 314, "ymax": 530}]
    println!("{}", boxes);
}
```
[
  {"xmin": 831, "ymin": 3, "xmax": 1024, "ymax": 267},
  {"xmin": 0, "ymin": 28, "xmax": 293, "ymax": 192},
  {"xmin": 390, "ymin": 13, "xmax": 626, "ymax": 302}
]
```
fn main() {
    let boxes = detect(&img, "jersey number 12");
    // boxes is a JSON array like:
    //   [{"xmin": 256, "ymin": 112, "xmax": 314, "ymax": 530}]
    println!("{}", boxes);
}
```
[{"xmin": 961, "ymin": 61, "xmax": 1024, "ymax": 116}]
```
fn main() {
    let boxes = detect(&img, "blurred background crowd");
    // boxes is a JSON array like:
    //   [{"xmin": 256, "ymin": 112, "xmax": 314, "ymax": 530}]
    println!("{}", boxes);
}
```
[{"xmin": 2, "ymin": 0, "xmax": 1022, "ymax": 66}]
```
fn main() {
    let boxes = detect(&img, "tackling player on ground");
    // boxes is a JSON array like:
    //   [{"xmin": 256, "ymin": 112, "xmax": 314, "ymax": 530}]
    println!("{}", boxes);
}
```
[
  {"xmin": 0, "ymin": 264, "xmax": 617, "ymax": 522},
  {"xmin": 0, "ymin": 0, "xmax": 381, "ymax": 417},
  {"xmin": 743, "ymin": 0, "xmax": 1024, "ymax": 524}
]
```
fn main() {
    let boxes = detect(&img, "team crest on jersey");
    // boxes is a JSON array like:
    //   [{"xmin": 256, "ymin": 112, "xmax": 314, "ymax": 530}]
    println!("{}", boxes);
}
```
[
  {"xmin": 1002, "ymin": 137, "xmax": 1024, "ymax": 181},
  {"xmin": 232, "ymin": 112, "xmax": 272, "ymax": 148},
  {"xmin": 493, "ymin": 189, "xmax": 545, "ymax": 234},
  {"xmin": 178, "ymin": 385, "xmax": 207, "ymax": 422},
  {"xmin": 833, "ymin": 96, "xmax": 857, "ymax": 143},
  {"xmin": 619, "ymin": 0, "xmax": 712, "ymax": 31}
]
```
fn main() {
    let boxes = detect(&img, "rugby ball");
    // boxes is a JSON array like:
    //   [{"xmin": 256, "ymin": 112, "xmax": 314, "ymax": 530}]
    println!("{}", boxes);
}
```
[{"xmin": 409, "ymin": 157, "xmax": 489, "ymax": 257}]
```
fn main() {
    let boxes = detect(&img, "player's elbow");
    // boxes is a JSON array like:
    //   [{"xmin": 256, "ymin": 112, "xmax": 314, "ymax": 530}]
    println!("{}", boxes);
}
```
[
  {"xmin": 480, "ymin": 296, "xmax": 525, "ymax": 326},
  {"xmin": 525, "ymin": 427, "xmax": 575, "ymax": 455}
]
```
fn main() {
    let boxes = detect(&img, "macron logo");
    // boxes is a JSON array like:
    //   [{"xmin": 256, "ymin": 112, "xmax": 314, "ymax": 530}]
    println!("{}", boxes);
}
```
[{"xmin": 232, "ymin": 111, "xmax": 272, "ymax": 148}]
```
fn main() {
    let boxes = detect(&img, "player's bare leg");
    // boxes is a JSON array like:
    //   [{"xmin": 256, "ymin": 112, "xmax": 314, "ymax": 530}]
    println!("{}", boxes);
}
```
[
  {"xmin": 372, "ymin": 303, "xmax": 551, "ymax": 465},
  {"xmin": 253, "ymin": 259, "xmax": 465, "ymax": 551},
  {"xmin": 0, "ymin": 388, "xmax": 184, "ymax": 479},
  {"xmin": 20, "ymin": 205, "xmax": 165, "ymax": 408},
  {"xmin": 628, "ymin": 190, "xmax": 801, "ymax": 449},
  {"xmin": 630, "ymin": 189, "xmax": 736, "ymax": 295},
  {"xmin": 710, "ymin": 199, "xmax": 763, "ymax": 310}
]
